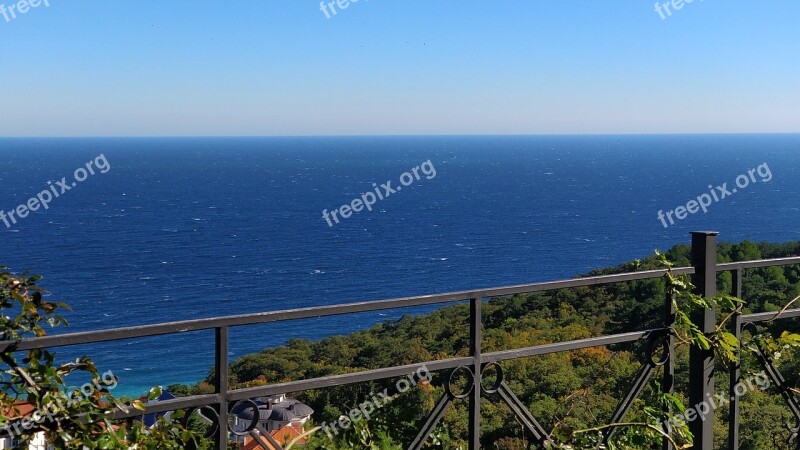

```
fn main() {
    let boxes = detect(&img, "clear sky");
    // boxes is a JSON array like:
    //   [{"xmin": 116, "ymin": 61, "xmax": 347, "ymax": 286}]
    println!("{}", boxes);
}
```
[{"xmin": 1, "ymin": 1, "xmax": 798, "ymax": 136}]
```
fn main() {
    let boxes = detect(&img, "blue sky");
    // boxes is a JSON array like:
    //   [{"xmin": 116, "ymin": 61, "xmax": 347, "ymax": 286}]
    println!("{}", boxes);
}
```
[{"xmin": 1, "ymin": 1, "xmax": 798, "ymax": 136}]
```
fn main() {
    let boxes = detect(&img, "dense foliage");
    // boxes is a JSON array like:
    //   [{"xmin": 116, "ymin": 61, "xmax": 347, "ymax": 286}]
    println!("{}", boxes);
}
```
[
  {"xmin": 0, "ymin": 267, "xmax": 208, "ymax": 449},
  {"xmin": 165, "ymin": 240, "xmax": 800, "ymax": 449},
  {"xmin": 1, "ymin": 239, "xmax": 779, "ymax": 449}
]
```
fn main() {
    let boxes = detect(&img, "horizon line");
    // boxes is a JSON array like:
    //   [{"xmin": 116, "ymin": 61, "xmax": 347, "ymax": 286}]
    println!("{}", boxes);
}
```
[{"xmin": 1, "ymin": 132, "xmax": 799, "ymax": 139}]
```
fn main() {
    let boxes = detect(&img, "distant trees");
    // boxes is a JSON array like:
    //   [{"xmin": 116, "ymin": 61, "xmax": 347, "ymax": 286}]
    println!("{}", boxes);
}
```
[{"xmin": 171, "ymin": 240, "xmax": 800, "ymax": 449}]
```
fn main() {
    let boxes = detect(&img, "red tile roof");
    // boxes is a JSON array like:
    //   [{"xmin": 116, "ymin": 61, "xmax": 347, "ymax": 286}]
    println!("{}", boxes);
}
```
[{"xmin": 242, "ymin": 422, "xmax": 307, "ymax": 450}]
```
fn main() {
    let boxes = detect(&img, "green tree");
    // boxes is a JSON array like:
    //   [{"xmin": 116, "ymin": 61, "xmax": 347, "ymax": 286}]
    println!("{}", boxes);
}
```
[{"xmin": 0, "ymin": 267, "xmax": 208, "ymax": 449}]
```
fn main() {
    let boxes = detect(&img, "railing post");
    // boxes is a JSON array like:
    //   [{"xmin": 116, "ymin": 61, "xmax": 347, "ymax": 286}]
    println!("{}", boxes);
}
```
[
  {"xmin": 216, "ymin": 327, "xmax": 229, "ymax": 450},
  {"xmin": 689, "ymin": 231, "xmax": 718, "ymax": 450},
  {"xmin": 662, "ymin": 285, "xmax": 676, "ymax": 450},
  {"xmin": 728, "ymin": 268, "xmax": 743, "ymax": 450},
  {"xmin": 469, "ymin": 297, "xmax": 482, "ymax": 450}
]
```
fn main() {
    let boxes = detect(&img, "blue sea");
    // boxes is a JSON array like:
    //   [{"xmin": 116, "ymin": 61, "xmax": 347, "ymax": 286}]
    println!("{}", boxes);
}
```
[{"xmin": 1, "ymin": 135, "xmax": 798, "ymax": 396}]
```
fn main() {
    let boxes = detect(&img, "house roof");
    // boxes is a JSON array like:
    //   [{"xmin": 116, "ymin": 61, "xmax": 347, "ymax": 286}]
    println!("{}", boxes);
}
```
[
  {"xmin": 142, "ymin": 390, "xmax": 177, "ymax": 427},
  {"xmin": 0, "ymin": 402, "xmax": 36, "ymax": 419},
  {"xmin": 232, "ymin": 401, "xmax": 273, "ymax": 422},
  {"xmin": 287, "ymin": 402, "xmax": 314, "ymax": 418},
  {"xmin": 267, "ymin": 407, "xmax": 295, "ymax": 422},
  {"xmin": 273, "ymin": 399, "xmax": 298, "ymax": 409},
  {"xmin": 233, "ymin": 400, "xmax": 313, "ymax": 426},
  {"xmin": 243, "ymin": 423, "xmax": 307, "ymax": 450}
]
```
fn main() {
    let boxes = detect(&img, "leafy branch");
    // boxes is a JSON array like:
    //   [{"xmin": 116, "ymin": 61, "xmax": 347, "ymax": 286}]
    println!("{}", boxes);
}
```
[
  {"xmin": 0, "ymin": 266, "xmax": 208, "ymax": 449},
  {"xmin": 549, "ymin": 251, "xmax": 743, "ymax": 449}
]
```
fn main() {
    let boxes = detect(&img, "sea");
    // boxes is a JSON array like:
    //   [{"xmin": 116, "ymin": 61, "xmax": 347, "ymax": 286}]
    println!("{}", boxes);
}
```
[{"xmin": 0, "ymin": 134, "xmax": 798, "ymax": 396}]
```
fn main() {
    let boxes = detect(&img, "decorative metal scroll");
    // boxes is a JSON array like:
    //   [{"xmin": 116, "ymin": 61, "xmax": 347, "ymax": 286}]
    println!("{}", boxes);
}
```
[
  {"xmin": 604, "ymin": 330, "xmax": 672, "ymax": 445},
  {"xmin": 744, "ymin": 322, "xmax": 800, "ymax": 449},
  {"xmin": 182, "ymin": 400, "xmax": 284, "ymax": 450},
  {"xmin": 409, "ymin": 331, "xmax": 671, "ymax": 449}
]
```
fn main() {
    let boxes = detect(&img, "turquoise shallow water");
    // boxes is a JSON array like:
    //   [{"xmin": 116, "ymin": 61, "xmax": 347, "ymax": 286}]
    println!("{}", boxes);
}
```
[{"xmin": 1, "ymin": 134, "xmax": 798, "ymax": 396}]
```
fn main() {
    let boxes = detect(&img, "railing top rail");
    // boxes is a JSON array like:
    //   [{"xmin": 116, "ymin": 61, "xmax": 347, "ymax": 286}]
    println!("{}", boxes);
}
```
[
  {"xmin": 5, "ymin": 252, "xmax": 800, "ymax": 354},
  {"xmin": 7, "ymin": 253, "xmax": 800, "ymax": 355},
  {"xmin": 0, "ymin": 267, "xmax": 692, "ymax": 352},
  {"xmin": 740, "ymin": 308, "xmax": 800, "ymax": 323},
  {"xmin": 717, "ymin": 256, "xmax": 800, "ymax": 272},
  {"xmin": 106, "ymin": 326, "xmax": 662, "ymax": 419}
]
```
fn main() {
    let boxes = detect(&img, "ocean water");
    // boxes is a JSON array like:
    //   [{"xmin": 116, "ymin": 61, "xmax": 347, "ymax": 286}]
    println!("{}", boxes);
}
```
[{"xmin": 0, "ymin": 135, "xmax": 798, "ymax": 395}]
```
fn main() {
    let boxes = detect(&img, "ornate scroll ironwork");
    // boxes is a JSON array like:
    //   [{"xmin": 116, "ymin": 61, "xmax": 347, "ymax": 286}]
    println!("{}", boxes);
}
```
[
  {"xmin": 181, "ymin": 400, "xmax": 284, "ymax": 450},
  {"xmin": 409, "ymin": 331, "xmax": 672, "ymax": 449},
  {"xmin": 744, "ymin": 322, "xmax": 800, "ymax": 449}
]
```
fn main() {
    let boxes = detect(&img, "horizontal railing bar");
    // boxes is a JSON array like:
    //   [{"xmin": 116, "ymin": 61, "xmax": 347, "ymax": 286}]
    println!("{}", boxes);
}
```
[
  {"xmin": 478, "ymin": 267, "xmax": 693, "ymax": 298},
  {"xmin": 0, "ymin": 267, "xmax": 691, "ymax": 352},
  {"xmin": 481, "ymin": 329, "xmax": 660, "ymax": 363},
  {"xmin": 111, "ymin": 394, "xmax": 222, "ymax": 420},
  {"xmin": 717, "ymin": 257, "xmax": 800, "ymax": 272},
  {"xmin": 741, "ymin": 308, "xmax": 800, "ymax": 323},
  {"xmin": 229, "ymin": 357, "xmax": 473, "ymax": 401},
  {"xmin": 59, "ymin": 328, "xmax": 663, "ymax": 421},
  {"xmin": 0, "ymin": 296, "xmax": 468, "ymax": 352},
  {"xmin": 232, "ymin": 329, "xmax": 661, "ymax": 400},
  {"xmin": 3, "ymin": 253, "xmax": 800, "ymax": 441}
]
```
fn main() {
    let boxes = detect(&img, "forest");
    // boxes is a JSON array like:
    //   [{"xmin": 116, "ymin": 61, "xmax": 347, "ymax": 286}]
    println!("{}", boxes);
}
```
[{"xmin": 170, "ymin": 240, "xmax": 800, "ymax": 449}]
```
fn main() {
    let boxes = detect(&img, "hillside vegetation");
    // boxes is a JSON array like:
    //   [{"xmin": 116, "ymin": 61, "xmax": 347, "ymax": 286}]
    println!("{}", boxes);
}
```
[{"xmin": 172, "ymin": 241, "xmax": 800, "ymax": 449}]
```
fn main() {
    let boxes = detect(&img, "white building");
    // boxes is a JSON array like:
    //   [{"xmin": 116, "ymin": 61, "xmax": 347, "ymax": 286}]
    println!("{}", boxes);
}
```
[
  {"xmin": 230, "ymin": 393, "xmax": 314, "ymax": 445},
  {"xmin": 0, "ymin": 433, "xmax": 53, "ymax": 450}
]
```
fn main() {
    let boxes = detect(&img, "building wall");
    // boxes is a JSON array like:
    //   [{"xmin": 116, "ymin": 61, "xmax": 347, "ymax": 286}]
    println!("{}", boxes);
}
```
[{"xmin": 0, "ymin": 433, "xmax": 52, "ymax": 450}]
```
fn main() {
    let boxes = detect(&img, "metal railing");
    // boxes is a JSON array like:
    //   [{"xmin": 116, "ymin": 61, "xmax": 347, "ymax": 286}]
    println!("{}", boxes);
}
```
[{"xmin": 2, "ymin": 231, "xmax": 800, "ymax": 449}]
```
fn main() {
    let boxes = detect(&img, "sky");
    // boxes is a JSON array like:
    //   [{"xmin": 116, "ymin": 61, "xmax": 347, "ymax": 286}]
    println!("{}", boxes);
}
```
[{"xmin": 1, "ymin": 1, "xmax": 799, "ymax": 137}]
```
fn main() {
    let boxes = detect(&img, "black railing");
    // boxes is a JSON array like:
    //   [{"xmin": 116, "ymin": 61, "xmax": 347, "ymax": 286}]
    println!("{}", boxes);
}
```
[{"xmin": 2, "ymin": 231, "xmax": 800, "ymax": 449}]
